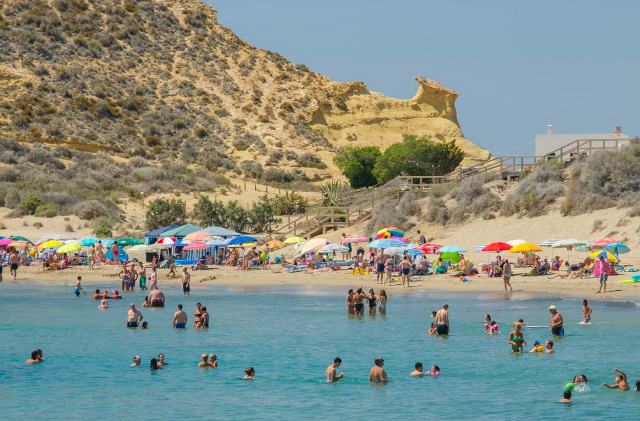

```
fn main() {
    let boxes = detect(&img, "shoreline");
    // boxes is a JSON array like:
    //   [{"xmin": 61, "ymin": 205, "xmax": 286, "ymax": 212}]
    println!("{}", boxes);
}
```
[{"xmin": 5, "ymin": 265, "xmax": 640, "ymax": 302}]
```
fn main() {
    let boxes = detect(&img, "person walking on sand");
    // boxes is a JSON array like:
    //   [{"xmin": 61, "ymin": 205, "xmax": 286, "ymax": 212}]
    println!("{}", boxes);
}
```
[
  {"xmin": 399, "ymin": 256, "xmax": 412, "ymax": 287},
  {"xmin": 435, "ymin": 304, "xmax": 449, "ymax": 335},
  {"xmin": 182, "ymin": 267, "xmax": 191, "ymax": 295},
  {"xmin": 582, "ymin": 299, "xmax": 592, "ymax": 324},
  {"xmin": 326, "ymin": 357, "xmax": 344, "ymax": 383},
  {"xmin": 9, "ymin": 250, "xmax": 19, "ymax": 280},
  {"xmin": 549, "ymin": 305, "xmax": 564, "ymax": 337},
  {"xmin": 503, "ymin": 259, "xmax": 513, "ymax": 292},
  {"xmin": 172, "ymin": 304, "xmax": 188, "ymax": 329},
  {"xmin": 596, "ymin": 255, "xmax": 609, "ymax": 293},
  {"xmin": 369, "ymin": 356, "xmax": 387, "ymax": 384},
  {"xmin": 384, "ymin": 256, "xmax": 394, "ymax": 285},
  {"xmin": 375, "ymin": 251, "xmax": 385, "ymax": 284},
  {"xmin": 418, "ymin": 230, "xmax": 426, "ymax": 245}
]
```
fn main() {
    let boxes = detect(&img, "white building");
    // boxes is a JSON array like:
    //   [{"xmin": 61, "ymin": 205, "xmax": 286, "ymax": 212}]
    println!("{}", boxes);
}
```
[{"xmin": 535, "ymin": 125, "xmax": 632, "ymax": 157}]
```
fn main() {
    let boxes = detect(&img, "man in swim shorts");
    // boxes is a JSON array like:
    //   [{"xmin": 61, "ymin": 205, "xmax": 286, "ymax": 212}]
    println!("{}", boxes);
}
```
[
  {"xmin": 326, "ymin": 357, "xmax": 344, "ymax": 383},
  {"xmin": 548, "ymin": 305, "xmax": 564, "ymax": 336},
  {"xmin": 127, "ymin": 304, "xmax": 143, "ymax": 328},
  {"xmin": 374, "ymin": 251, "xmax": 385, "ymax": 284},
  {"xmin": 368, "ymin": 356, "xmax": 387, "ymax": 383},
  {"xmin": 435, "ymin": 304, "xmax": 449, "ymax": 335},
  {"xmin": 172, "ymin": 304, "xmax": 188, "ymax": 329},
  {"xmin": 9, "ymin": 250, "xmax": 19, "ymax": 280}
]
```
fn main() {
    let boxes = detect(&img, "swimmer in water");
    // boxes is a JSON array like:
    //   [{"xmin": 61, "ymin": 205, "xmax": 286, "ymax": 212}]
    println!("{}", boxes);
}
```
[
  {"xmin": 410, "ymin": 362, "xmax": 424, "ymax": 377},
  {"xmin": 602, "ymin": 368, "xmax": 630, "ymax": 391},
  {"xmin": 529, "ymin": 340, "xmax": 544, "ymax": 353},
  {"xmin": 545, "ymin": 340, "xmax": 555, "ymax": 354},
  {"xmin": 326, "ymin": 357, "xmax": 344, "ymax": 383},
  {"xmin": 558, "ymin": 390, "xmax": 572, "ymax": 403},
  {"xmin": 26, "ymin": 350, "xmax": 44, "ymax": 365},
  {"xmin": 98, "ymin": 299, "xmax": 109, "ymax": 309},
  {"xmin": 582, "ymin": 299, "xmax": 592, "ymax": 323},
  {"xmin": 92, "ymin": 289, "xmax": 101, "ymax": 300},
  {"xmin": 198, "ymin": 354, "xmax": 209, "ymax": 368},
  {"xmin": 157, "ymin": 354, "xmax": 167, "ymax": 367},
  {"xmin": 131, "ymin": 356, "xmax": 141, "ymax": 367},
  {"xmin": 508, "ymin": 322, "xmax": 526, "ymax": 353},
  {"xmin": 126, "ymin": 304, "xmax": 143, "ymax": 328},
  {"xmin": 368, "ymin": 356, "xmax": 387, "ymax": 384},
  {"xmin": 150, "ymin": 358, "xmax": 160, "ymax": 370},
  {"xmin": 636, "ymin": 380, "xmax": 640, "ymax": 392},
  {"xmin": 172, "ymin": 304, "xmax": 187, "ymax": 329},
  {"xmin": 209, "ymin": 354, "xmax": 218, "ymax": 368},
  {"xmin": 244, "ymin": 367, "xmax": 255, "ymax": 380},
  {"xmin": 435, "ymin": 304, "xmax": 449, "ymax": 335},
  {"xmin": 426, "ymin": 365, "xmax": 440, "ymax": 376}
]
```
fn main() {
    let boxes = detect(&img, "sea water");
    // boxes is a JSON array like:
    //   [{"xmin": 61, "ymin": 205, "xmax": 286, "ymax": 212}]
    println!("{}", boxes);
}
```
[{"xmin": 0, "ymin": 283, "xmax": 639, "ymax": 420}]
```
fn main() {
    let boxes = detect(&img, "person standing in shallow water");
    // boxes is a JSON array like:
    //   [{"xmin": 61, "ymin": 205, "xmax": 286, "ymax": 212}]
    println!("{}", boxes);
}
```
[
  {"xmin": 549, "ymin": 305, "xmax": 564, "ymax": 336},
  {"xmin": 172, "ymin": 304, "xmax": 188, "ymax": 329},
  {"xmin": 435, "ymin": 304, "xmax": 449, "ymax": 335},
  {"xmin": 368, "ymin": 356, "xmax": 387, "ymax": 384},
  {"xmin": 326, "ymin": 357, "xmax": 344, "ymax": 383},
  {"xmin": 346, "ymin": 289, "xmax": 355, "ymax": 315},
  {"xmin": 182, "ymin": 267, "xmax": 191, "ymax": 295}
]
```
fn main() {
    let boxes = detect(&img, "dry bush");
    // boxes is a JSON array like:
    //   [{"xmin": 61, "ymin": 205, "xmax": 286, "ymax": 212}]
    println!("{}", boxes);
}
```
[
  {"xmin": 448, "ymin": 174, "xmax": 501, "ymax": 219},
  {"xmin": 561, "ymin": 142, "xmax": 640, "ymax": 215},
  {"xmin": 367, "ymin": 201, "xmax": 408, "ymax": 233},
  {"xmin": 502, "ymin": 162, "xmax": 564, "ymax": 217}
]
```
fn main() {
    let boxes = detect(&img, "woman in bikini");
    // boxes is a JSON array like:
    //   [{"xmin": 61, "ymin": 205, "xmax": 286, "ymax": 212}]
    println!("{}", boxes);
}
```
[
  {"xmin": 507, "ymin": 321, "xmax": 526, "ymax": 353},
  {"xmin": 346, "ymin": 289, "xmax": 355, "ymax": 315},
  {"xmin": 194, "ymin": 303, "xmax": 203, "ymax": 328},
  {"xmin": 367, "ymin": 288, "xmax": 377, "ymax": 316},
  {"xmin": 379, "ymin": 289, "xmax": 388, "ymax": 315}
]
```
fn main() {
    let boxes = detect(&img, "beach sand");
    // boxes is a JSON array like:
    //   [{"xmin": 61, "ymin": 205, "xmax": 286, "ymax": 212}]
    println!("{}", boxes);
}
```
[{"xmin": 10, "ymin": 264, "xmax": 640, "ymax": 301}]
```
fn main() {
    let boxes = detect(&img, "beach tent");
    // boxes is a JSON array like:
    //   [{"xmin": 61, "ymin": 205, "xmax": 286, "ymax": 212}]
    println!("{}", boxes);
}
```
[
  {"xmin": 160, "ymin": 224, "xmax": 203, "ymax": 239},
  {"xmin": 201, "ymin": 226, "xmax": 241, "ymax": 238},
  {"xmin": 144, "ymin": 224, "xmax": 179, "ymax": 245}
]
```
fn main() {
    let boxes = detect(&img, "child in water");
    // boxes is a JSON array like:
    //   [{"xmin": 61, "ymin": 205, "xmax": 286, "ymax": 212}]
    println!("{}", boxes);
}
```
[
  {"xmin": 545, "ymin": 340, "xmax": 555, "ymax": 354},
  {"xmin": 582, "ymin": 299, "xmax": 592, "ymax": 323},
  {"xmin": 558, "ymin": 390, "xmax": 572, "ymax": 403},
  {"xmin": 529, "ymin": 340, "xmax": 544, "ymax": 353}
]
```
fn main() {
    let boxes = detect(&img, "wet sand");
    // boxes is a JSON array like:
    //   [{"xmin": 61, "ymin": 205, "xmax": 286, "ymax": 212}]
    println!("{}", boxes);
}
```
[{"xmin": 8, "ymin": 264, "xmax": 640, "ymax": 301}]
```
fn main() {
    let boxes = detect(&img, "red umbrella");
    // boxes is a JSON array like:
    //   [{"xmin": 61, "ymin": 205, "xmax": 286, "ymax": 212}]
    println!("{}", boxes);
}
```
[
  {"xmin": 418, "ymin": 243, "xmax": 443, "ymax": 254},
  {"xmin": 592, "ymin": 238, "xmax": 616, "ymax": 248},
  {"xmin": 482, "ymin": 242, "xmax": 513, "ymax": 252}
]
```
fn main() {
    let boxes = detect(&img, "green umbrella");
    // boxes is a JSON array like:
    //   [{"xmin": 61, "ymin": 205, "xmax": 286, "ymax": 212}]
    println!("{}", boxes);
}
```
[
  {"xmin": 115, "ymin": 237, "xmax": 143, "ymax": 246},
  {"xmin": 9, "ymin": 235, "xmax": 33, "ymax": 245}
]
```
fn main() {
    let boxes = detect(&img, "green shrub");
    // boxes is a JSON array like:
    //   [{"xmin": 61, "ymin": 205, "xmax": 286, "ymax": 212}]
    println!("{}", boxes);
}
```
[
  {"xmin": 19, "ymin": 196, "xmax": 44, "ymax": 215},
  {"xmin": 333, "ymin": 146, "xmax": 381, "ymax": 188},
  {"xmin": 35, "ymin": 203, "xmax": 59, "ymax": 218},
  {"xmin": 190, "ymin": 195, "xmax": 226, "ymax": 227},
  {"xmin": 145, "ymin": 198, "xmax": 186, "ymax": 229},
  {"xmin": 271, "ymin": 192, "xmax": 308, "ymax": 215}
]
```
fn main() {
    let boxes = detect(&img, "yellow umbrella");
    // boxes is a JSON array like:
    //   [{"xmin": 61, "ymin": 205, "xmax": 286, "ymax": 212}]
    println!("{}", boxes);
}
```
[
  {"xmin": 589, "ymin": 250, "xmax": 618, "ymax": 263},
  {"xmin": 56, "ymin": 243, "xmax": 82, "ymax": 254},
  {"xmin": 283, "ymin": 236, "xmax": 305, "ymax": 245},
  {"xmin": 38, "ymin": 240, "xmax": 63, "ymax": 249},
  {"xmin": 266, "ymin": 240, "xmax": 284, "ymax": 250},
  {"xmin": 509, "ymin": 243, "xmax": 542, "ymax": 253}
]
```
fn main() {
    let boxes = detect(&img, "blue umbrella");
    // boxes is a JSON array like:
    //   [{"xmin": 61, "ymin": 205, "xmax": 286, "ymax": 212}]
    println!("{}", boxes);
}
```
[
  {"xmin": 437, "ymin": 245, "xmax": 466, "ymax": 253},
  {"xmin": 80, "ymin": 237, "xmax": 98, "ymax": 246},
  {"xmin": 368, "ymin": 239, "xmax": 407, "ymax": 249},
  {"xmin": 604, "ymin": 242, "xmax": 630, "ymax": 257},
  {"xmin": 224, "ymin": 235, "xmax": 258, "ymax": 246}
]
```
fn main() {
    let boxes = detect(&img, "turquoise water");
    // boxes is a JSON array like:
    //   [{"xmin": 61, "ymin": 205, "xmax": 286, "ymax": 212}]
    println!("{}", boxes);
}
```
[{"xmin": 1, "ymin": 283, "xmax": 639, "ymax": 420}]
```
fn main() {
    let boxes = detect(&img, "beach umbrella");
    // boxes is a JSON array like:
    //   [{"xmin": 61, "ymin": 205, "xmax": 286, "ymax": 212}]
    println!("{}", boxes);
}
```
[
  {"xmin": 56, "ymin": 243, "xmax": 82, "ymax": 254},
  {"xmin": 0, "ymin": 238, "xmax": 15, "ymax": 247},
  {"xmin": 551, "ymin": 239, "xmax": 587, "ymax": 248},
  {"xmin": 299, "ymin": 238, "xmax": 329, "ymax": 254},
  {"xmin": 64, "ymin": 239, "xmax": 81, "ymax": 245},
  {"xmin": 437, "ymin": 245, "xmax": 466, "ymax": 253},
  {"xmin": 155, "ymin": 237, "xmax": 177, "ymax": 245},
  {"xmin": 384, "ymin": 245, "xmax": 424, "ymax": 256},
  {"xmin": 590, "ymin": 250, "xmax": 618, "ymax": 263},
  {"xmin": 482, "ymin": 242, "xmax": 513, "ymax": 252},
  {"xmin": 592, "ymin": 238, "xmax": 616, "ymax": 248},
  {"xmin": 575, "ymin": 244, "xmax": 592, "ymax": 252},
  {"xmin": 604, "ymin": 242, "xmax": 630, "ymax": 256},
  {"xmin": 225, "ymin": 235, "xmax": 258, "ymax": 246},
  {"xmin": 283, "ymin": 236, "xmax": 306, "ymax": 245},
  {"xmin": 36, "ymin": 234, "xmax": 74, "ymax": 243},
  {"xmin": 183, "ymin": 242, "xmax": 209, "ymax": 250},
  {"xmin": 265, "ymin": 240, "xmax": 284, "ymax": 250},
  {"xmin": 37, "ymin": 240, "xmax": 63, "ymax": 249},
  {"xmin": 506, "ymin": 239, "xmax": 526, "ymax": 247},
  {"xmin": 418, "ymin": 243, "xmax": 443, "ymax": 254},
  {"xmin": 9, "ymin": 235, "xmax": 33, "ymax": 244},
  {"xmin": 206, "ymin": 239, "xmax": 227, "ymax": 247},
  {"xmin": 368, "ymin": 238, "xmax": 407, "ymax": 249},
  {"xmin": 115, "ymin": 237, "xmax": 143, "ymax": 246},
  {"xmin": 80, "ymin": 237, "xmax": 99, "ymax": 246},
  {"xmin": 184, "ymin": 231, "xmax": 214, "ymax": 243},
  {"xmin": 509, "ymin": 243, "xmax": 542, "ymax": 253},
  {"xmin": 318, "ymin": 243, "xmax": 348, "ymax": 254},
  {"xmin": 341, "ymin": 235, "xmax": 369, "ymax": 244},
  {"xmin": 128, "ymin": 244, "xmax": 151, "ymax": 252},
  {"xmin": 9, "ymin": 241, "xmax": 30, "ymax": 248},
  {"xmin": 375, "ymin": 227, "xmax": 404, "ymax": 239}
]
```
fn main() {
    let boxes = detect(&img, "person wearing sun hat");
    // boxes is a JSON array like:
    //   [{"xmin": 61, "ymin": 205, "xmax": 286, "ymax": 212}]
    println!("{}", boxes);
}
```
[{"xmin": 548, "ymin": 305, "xmax": 564, "ymax": 337}]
